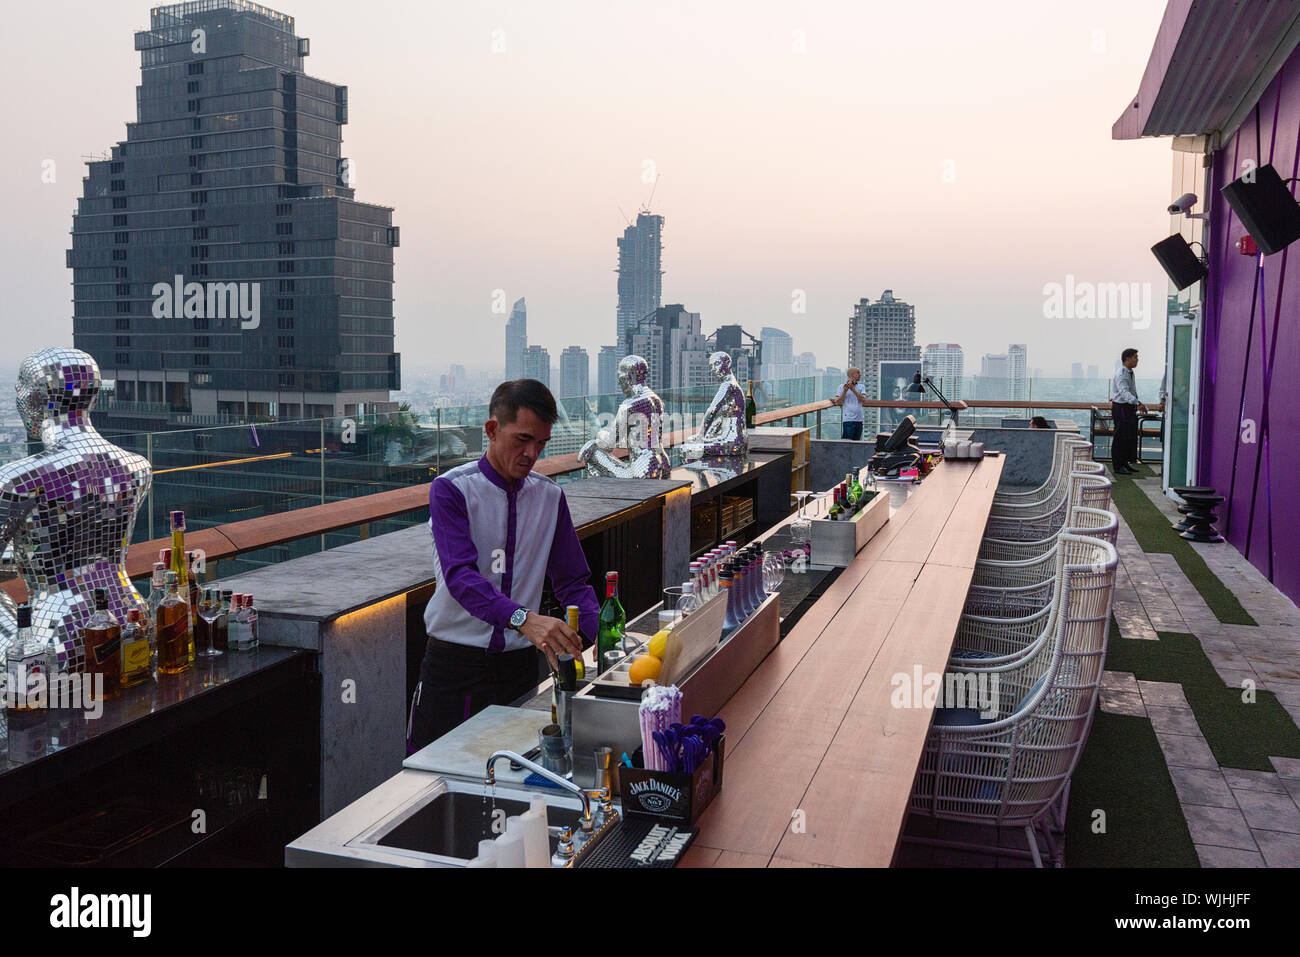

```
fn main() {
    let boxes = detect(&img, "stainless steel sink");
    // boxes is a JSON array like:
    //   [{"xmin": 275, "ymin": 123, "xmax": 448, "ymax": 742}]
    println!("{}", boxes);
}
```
[{"xmin": 346, "ymin": 775, "xmax": 587, "ymax": 867}]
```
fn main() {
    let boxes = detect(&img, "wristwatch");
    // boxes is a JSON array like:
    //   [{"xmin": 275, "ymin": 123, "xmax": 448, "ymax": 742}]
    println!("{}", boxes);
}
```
[{"xmin": 508, "ymin": 607, "xmax": 529, "ymax": 631}]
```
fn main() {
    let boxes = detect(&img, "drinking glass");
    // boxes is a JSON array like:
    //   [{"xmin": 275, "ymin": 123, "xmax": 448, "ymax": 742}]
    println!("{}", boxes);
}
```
[
  {"xmin": 762, "ymin": 551, "xmax": 786, "ymax": 592},
  {"xmin": 198, "ymin": 588, "xmax": 223, "ymax": 658}
]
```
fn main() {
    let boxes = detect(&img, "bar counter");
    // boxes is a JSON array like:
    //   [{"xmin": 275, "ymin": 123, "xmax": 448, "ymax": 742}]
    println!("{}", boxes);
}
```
[{"xmin": 287, "ymin": 452, "xmax": 1007, "ymax": 867}]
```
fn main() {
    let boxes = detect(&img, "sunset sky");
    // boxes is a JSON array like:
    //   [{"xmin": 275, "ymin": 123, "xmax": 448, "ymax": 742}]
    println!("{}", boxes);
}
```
[{"xmin": 0, "ymin": 0, "xmax": 1177, "ymax": 378}]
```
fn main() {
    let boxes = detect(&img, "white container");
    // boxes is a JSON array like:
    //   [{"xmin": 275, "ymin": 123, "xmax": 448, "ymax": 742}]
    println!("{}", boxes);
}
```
[
  {"xmin": 467, "ymin": 839, "xmax": 498, "ymax": 868},
  {"xmin": 495, "ymin": 817, "xmax": 526, "ymax": 868},
  {"xmin": 943, "ymin": 440, "xmax": 958, "ymax": 458},
  {"xmin": 519, "ymin": 794, "xmax": 550, "ymax": 868},
  {"xmin": 956, "ymin": 440, "xmax": 971, "ymax": 459},
  {"xmin": 970, "ymin": 441, "xmax": 984, "ymax": 457}
]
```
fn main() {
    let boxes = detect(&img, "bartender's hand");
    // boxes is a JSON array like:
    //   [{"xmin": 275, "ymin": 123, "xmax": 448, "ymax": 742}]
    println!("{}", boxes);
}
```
[{"xmin": 519, "ymin": 612, "xmax": 584, "ymax": 672}]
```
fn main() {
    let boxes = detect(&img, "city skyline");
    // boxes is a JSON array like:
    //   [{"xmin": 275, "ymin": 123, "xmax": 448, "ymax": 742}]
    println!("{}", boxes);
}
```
[{"xmin": 2, "ymin": 0, "xmax": 1175, "ymax": 383}]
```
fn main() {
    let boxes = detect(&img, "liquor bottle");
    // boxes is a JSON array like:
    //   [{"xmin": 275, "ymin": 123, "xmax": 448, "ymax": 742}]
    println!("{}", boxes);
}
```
[
  {"xmin": 167, "ymin": 511, "xmax": 192, "ymax": 627},
  {"xmin": 828, "ymin": 487, "xmax": 844, "ymax": 521},
  {"xmin": 186, "ymin": 550, "xmax": 201, "ymax": 624},
  {"xmin": 5, "ymin": 604, "xmax": 48, "ymax": 712},
  {"xmin": 156, "ymin": 572, "xmax": 194, "ymax": 675},
  {"xmin": 565, "ymin": 605, "xmax": 584, "ymax": 680},
  {"xmin": 745, "ymin": 380, "xmax": 756, "ymax": 430},
  {"xmin": 82, "ymin": 589, "xmax": 123, "ymax": 699},
  {"xmin": 146, "ymin": 562, "xmax": 167, "ymax": 624},
  {"xmin": 597, "ymin": 572, "xmax": 626, "ymax": 667},
  {"xmin": 215, "ymin": 590, "xmax": 233, "ymax": 651},
  {"xmin": 228, "ymin": 594, "xmax": 246, "ymax": 650},
  {"xmin": 245, "ymin": 595, "xmax": 259, "ymax": 650},
  {"xmin": 119, "ymin": 608, "xmax": 153, "ymax": 688}
]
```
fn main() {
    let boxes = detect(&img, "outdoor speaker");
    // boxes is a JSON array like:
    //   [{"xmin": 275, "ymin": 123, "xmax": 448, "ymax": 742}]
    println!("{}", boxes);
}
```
[
  {"xmin": 1151, "ymin": 234, "xmax": 1207, "ymax": 290},
  {"xmin": 1220, "ymin": 163, "xmax": 1300, "ymax": 256}
]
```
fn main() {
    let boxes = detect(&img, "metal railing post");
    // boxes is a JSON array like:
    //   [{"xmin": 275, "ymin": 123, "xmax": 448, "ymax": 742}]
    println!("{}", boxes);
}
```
[
  {"xmin": 320, "ymin": 418, "xmax": 327, "ymax": 553},
  {"xmin": 815, "ymin": 408, "xmax": 821, "ymax": 439},
  {"xmin": 436, "ymin": 407, "xmax": 442, "ymax": 476},
  {"xmin": 146, "ymin": 432, "xmax": 154, "ymax": 541}
]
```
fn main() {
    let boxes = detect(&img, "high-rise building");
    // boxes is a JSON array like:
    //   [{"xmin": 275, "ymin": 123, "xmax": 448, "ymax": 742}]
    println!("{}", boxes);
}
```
[
  {"xmin": 980, "ymin": 353, "xmax": 1010, "ymax": 379},
  {"xmin": 523, "ymin": 345, "xmax": 550, "ymax": 388},
  {"xmin": 559, "ymin": 346, "xmax": 589, "ymax": 398},
  {"xmin": 847, "ymin": 290, "xmax": 920, "ymax": 416},
  {"xmin": 505, "ymin": 297, "xmax": 527, "ymax": 380},
  {"xmin": 626, "ymin": 305, "xmax": 710, "ymax": 393},
  {"xmin": 616, "ymin": 212, "xmax": 664, "ymax": 345},
  {"xmin": 597, "ymin": 345, "xmax": 620, "ymax": 396},
  {"xmin": 760, "ymin": 327, "xmax": 794, "ymax": 380},
  {"xmin": 794, "ymin": 351, "xmax": 817, "ymax": 378},
  {"xmin": 1008, "ymin": 344, "xmax": 1028, "ymax": 401},
  {"xmin": 1071, "ymin": 362, "xmax": 1084, "ymax": 379},
  {"xmin": 922, "ymin": 343, "xmax": 964, "ymax": 400},
  {"xmin": 70, "ymin": 0, "xmax": 400, "ymax": 424}
]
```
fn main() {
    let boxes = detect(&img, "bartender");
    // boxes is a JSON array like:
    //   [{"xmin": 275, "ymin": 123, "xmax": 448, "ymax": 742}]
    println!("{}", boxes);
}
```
[{"xmin": 408, "ymin": 379, "xmax": 600, "ymax": 751}]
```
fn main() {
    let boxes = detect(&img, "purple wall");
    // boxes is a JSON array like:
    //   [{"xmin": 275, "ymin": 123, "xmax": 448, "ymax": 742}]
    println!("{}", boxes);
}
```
[{"xmin": 1199, "ymin": 47, "xmax": 1300, "ymax": 605}]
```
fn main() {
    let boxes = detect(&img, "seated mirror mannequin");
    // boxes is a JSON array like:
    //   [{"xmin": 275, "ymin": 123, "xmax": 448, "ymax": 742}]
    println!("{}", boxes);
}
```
[
  {"xmin": 682, "ymin": 351, "xmax": 747, "ymax": 460},
  {"xmin": 577, "ymin": 355, "xmax": 671, "ymax": 479}
]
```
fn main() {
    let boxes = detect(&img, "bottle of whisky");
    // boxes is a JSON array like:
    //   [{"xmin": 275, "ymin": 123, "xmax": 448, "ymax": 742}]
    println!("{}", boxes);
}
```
[
  {"xmin": 156, "ymin": 572, "xmax": 193, "ymax": 675},
  {"xmin": 82, "ymin": 589, "xmax": 123, "ymax": 699},
  {"xmin": 119, "ymin": 608, "xmax": 153, "ymax": 688},
  {"xmin": 146, "ymin": 562, "xmax": 167, "ymax": 625},
  {"xmin": 5, "ymin": 604, "xmax": 49, "ymax": 712},
  {"xmin": 243, "ymin": 595, "xmax": 259, "ymax": 650}
]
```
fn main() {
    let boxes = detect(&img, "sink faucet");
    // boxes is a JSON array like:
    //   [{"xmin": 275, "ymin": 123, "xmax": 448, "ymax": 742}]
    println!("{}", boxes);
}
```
[{"xmin": 485, "ymin": 750, "xmax": 594, "ymax": 834}]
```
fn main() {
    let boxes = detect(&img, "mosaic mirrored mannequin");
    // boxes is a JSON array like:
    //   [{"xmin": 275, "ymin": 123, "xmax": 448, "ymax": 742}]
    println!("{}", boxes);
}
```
[
  {"xmin": 0, "ymin": 348, "xmax": 152, "ymax": 669},
  {"xmin": 682, "ymin": 351, "xmax": 747, "ymax": 459},
  {"xmin": 578, "ymin": 355, "xmax": 671, "ymax": 478}
]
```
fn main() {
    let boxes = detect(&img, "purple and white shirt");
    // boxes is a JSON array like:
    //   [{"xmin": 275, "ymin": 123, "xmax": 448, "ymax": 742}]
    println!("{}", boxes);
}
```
[{"xmin": 423, "ymin": 456, "xmax": 599, "ymax": 652}]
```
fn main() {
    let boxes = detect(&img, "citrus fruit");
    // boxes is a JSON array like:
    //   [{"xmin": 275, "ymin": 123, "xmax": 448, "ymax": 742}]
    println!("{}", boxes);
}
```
[
  {"xmin": 628, "ymin": 654, "xmax": 662, "ymax": 685},
  {"xmin": 648, "ymin": 630, "xmax": 670, "ymax": 659}
]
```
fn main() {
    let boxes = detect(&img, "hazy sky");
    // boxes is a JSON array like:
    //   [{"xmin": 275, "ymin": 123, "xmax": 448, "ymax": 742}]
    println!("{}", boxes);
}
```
[{"xmin": 0, "ymin": 0, "xmax": 1178, "ymax": 379}]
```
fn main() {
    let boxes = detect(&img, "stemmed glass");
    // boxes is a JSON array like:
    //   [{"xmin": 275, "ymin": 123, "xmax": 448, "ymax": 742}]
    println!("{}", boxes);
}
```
[{"xmin": 198, "ymin": 588, "xmax": 224, "ymax": 658}]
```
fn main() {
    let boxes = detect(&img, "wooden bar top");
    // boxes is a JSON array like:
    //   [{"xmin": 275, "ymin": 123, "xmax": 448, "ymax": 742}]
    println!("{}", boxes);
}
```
[{"xmin": 686, "ymin": 455, "xmax": 1005, "ymax": 868}]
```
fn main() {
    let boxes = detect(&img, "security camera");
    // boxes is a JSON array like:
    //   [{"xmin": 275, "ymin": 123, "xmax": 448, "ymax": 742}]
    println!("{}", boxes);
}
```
[{"xmin": 1168, "ymin": 193, "xmax": 1199, "ymax": 215}]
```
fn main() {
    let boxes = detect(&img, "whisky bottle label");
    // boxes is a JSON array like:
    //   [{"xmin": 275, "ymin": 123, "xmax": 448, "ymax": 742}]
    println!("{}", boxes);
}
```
[
  {"xmin": 121, "ymin": 638, "xmax": 151, "ymax": 673},
  {"xmin": 92, "ymin": 635, "xmax": 122, "ymax": 665}
]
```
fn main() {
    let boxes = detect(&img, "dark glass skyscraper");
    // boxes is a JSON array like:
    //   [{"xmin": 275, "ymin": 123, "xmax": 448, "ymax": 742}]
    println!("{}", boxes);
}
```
[
  {"xmin": 69, "ymin": 0, "xmax": 400, "ymax": 425},
  {"xmin": 615, "ymin": 212, "xmax": 663, "ymax": 347}
]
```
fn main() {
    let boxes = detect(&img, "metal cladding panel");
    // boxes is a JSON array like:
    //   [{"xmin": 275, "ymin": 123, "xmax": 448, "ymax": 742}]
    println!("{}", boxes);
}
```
[{"xmin": 1198, "ymin": 43, "xmax": 1300, "ymax": 604}]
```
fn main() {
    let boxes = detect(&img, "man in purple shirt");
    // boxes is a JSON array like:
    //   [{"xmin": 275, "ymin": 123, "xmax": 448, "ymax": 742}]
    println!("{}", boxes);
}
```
[{"xmin": 408, "ymin": 379, "xmax": 599, "ymax": 751}]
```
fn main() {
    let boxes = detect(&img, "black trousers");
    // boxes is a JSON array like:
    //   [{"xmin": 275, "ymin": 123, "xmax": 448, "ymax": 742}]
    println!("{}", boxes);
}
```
[
  {"xmin": 407, "ymin": 637, "xmax": 543, "ymax": 753},
  {"xmin": 1111, "ymin": 402, "xmax": 1138, "ymax": 466}
]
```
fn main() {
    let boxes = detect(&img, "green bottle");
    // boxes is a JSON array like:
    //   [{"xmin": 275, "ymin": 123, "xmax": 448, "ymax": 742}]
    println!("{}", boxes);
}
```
[
  {"xmin": 597, "ymin": 572, "xmax": 626, "ymax": 669},
  {"xmin": 745, "ymin": 380, "xmax": 757, "ymax": 430},
  {"xmin": 850, "ymin": 471, "xmax": 864, "ymax": 510}
]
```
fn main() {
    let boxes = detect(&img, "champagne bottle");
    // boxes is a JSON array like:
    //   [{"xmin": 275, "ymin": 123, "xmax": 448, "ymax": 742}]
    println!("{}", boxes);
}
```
[
  {"xmin": 597, "ymin": 572, "xmax": 625, "ymax": 670},
  {"xmin": 745, "ymin": 379, "xmax": 756, "ymax": 430}
]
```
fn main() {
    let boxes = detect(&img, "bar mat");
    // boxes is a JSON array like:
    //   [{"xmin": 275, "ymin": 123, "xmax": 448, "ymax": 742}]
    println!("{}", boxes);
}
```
[{"xmin": 576, "ymin": 817, "xmax": 697, "ymax": 868}]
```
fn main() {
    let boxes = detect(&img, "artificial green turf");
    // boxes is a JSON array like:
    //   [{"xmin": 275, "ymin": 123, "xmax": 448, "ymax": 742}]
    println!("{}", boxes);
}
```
[
  {"xmin": 1065, "ymin": 708, "xmax": 1199, "ymax": 867},
  {"xmin": 1108, "ymin": 462, "xmax": 1256, "ymax": 625},
  {"xmin": 1104, "ymin": 626, "xmax": 1300, "ymax": 771}
]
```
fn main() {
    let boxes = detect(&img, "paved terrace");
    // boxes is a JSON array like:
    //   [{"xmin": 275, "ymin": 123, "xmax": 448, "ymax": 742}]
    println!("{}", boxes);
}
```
[{"xmin": 899, "ymin": 464, "xmax": 1300, "ymax": 867}]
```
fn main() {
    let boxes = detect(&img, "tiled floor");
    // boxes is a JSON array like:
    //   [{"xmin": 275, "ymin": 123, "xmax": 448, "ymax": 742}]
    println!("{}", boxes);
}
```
[
  {"xmin": 1098, "ymin": 477, "xmax": 1300, "ymax": 868},
  {"xmin": 901, "ymin": 472, "xmax": 1300, "ymax": 867}
]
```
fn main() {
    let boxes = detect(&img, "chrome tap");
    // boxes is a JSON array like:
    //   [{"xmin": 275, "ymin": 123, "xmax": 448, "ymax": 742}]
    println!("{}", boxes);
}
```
[{"xmin": 486, "ymin": 750, "xmax": 594, "ymax": 834}]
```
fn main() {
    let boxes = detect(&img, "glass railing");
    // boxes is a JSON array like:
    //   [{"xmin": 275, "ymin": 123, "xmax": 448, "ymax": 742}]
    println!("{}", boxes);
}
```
[{"xmin": 0, "ymin": 373, "xmax": 1160, "ymax": 575}]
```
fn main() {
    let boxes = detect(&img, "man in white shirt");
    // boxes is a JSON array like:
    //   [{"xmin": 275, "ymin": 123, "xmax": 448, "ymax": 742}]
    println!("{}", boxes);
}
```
[
  {"xmin": 832, "ymin": 367, "xmax": 868, "ymax": 440},
  {"xmin": 1109, "ymin": 348, "xmax": 1148, "ymax": 475}
]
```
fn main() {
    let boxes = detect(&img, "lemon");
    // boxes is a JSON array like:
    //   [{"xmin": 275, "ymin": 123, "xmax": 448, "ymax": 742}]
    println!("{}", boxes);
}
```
[
  {"xmin": 648, "ymin": 629, "xmax": 670, "ymax": 659},
  {"xmin": 628, "ymin": 655, "xmax": 662, "ymax": 686}
]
